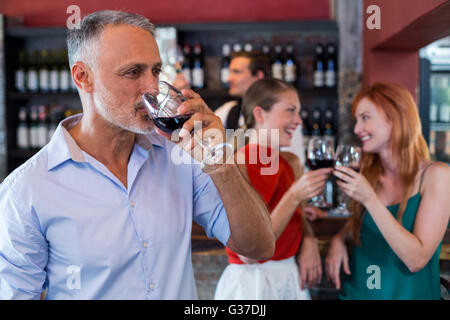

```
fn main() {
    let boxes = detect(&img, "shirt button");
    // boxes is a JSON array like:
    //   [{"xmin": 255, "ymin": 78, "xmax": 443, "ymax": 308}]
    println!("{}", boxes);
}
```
[
  {"xmin": 143, "ymin": 241, "xmax": 148, "ymax": 248},
  {"xmin": 149, "ymin": 284, "xmax": 155, "ymax": 290},
  {"xmin": 130, "ymin": 201, "xmax": 135, "ymax": 207}
]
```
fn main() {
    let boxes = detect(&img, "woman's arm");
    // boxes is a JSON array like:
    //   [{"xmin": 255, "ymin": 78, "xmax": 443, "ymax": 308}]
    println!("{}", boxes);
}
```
[
  {"xmin": 271, "ymin": 152, "xmax": 331, "ymax": 239},
  {"xmin": 364, "ymin": 163, "xmax": 450, "ymax": 272},
  {"xmin": 335, "ymin": 163, "xmax": 450, "ymax": 273}
]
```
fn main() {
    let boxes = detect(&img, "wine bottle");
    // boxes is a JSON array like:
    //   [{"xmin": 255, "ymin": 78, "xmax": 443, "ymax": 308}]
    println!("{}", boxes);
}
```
[
  {"xmin": 17, "ymin": 107, "xmax": 29, "ymax": 149},
  {"xmin": 47, "ymin": 106, "xmax": 60, "ymax": 142},
  {"xmin": 191, "ymin": 43, "xmax": 205, "ymax": 89},
  {"xmin": 49, "ymin": 50, "xmax": 60, "ymax": 92},
  {"xmin": 181, "ymin": 44, "xmax": 192, "ymax": 87},
  {"xmin": 313, "ymin": 44, "xmax": 325, "ymax": 88},
  {"xmin": 29, "ymin": 105, "xmax": 39, "ymax": 149},
  {"xmin": 300, "ymin": 108, "xmax": 310, "ymax": 138},
  {"xmin": 15, "ymin": 50, "xmax": 27, "ymax": 93},
  {"xmin": 37, "ymin": 105, "xmax": 48, "ymax": 148},
  {"xmin": 310, "ymin": 108, "xmax": 322, "ymax": 136},
  {"xmin": 38, "ymin": 50, "xmax": 50, "ymax": 93},
  {"xmin": 262, "ymin": 43, "xmax": 271, "ymax": 57},
  {"xmin": 300, "ymin": 107, "xmax": 311, "ymax": 160},
  {"xmin": 232, "ymin": 43, "xmax": 242, "ymax": 53},
  {"xmin": 323, "ymin": 108, "xmax": 335, "ymax": 145},
  {"xmin": 220, "ymin": 44, "xmax": 231, "ymax": 89},
  {"xmin": 325, "ymin": 43, "xmax": 337, "ymax": 88},
  {"xmin": 271, "ymin": 44, "xmax": 283, "ymax": 80},
  {"xmin": 59, "ymin": 49, "xmax": 71, "ymax": 92},
  {"xmin": 283, "ymin": 43, "xmax": 297, "ymax": 85},
  {"xmin": 26, "ymin": 50, "xmax": 39, "ymax": 93}
]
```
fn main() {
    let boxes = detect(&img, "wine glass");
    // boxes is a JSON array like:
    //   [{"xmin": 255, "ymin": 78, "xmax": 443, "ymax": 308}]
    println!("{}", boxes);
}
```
[
  {"xmin": 330, "ymin": 144, "xmax": 362, "ymax": 216},
  {"xmin": 306, "ymin": 137, "xmax": 335, "ymax": 208},
  {"xmin": 142, "ymin": 81, "xmax": 233, "ymax": 168}
]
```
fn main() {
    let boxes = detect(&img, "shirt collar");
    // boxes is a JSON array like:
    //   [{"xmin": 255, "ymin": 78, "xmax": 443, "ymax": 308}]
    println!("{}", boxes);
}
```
[{"xmin": 47, "ymin": 113, "xmax": 165, "ymax": 171}]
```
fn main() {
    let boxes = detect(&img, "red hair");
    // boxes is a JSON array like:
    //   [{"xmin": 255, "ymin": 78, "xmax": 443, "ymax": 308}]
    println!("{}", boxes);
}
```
[{"xmin": 349, "ymin": 82, "xmax": 430, "ymax": 245}]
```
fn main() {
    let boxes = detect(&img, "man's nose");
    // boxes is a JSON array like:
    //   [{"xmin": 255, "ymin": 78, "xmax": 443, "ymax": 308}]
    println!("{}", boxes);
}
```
[{"xmin": 141, "ymin": 73, "xmax": 159, "ymax": 95}]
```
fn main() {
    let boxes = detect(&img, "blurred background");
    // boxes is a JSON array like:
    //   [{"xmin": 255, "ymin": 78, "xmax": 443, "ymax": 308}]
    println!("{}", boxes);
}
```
[{"xmin": 0, "ymin": 0, "xmax": 449, "ymax": 299}]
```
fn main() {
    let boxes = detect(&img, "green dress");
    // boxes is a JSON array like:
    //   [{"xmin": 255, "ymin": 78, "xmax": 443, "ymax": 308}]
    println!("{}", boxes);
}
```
[{"xmin": 340, "ymin": 192, "xmax": 442, "ymax": 300}]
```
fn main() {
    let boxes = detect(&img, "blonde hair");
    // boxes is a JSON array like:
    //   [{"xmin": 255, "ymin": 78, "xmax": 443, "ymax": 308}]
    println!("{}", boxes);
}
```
[{"xmin": 349, "ymin": 82, "xmax": 430, "ymax": 245}]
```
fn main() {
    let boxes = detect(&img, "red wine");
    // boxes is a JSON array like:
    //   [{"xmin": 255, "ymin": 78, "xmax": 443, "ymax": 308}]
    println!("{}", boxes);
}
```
[
  {"xmin": 335, "ymin": 165, "xmax": 360, "ymax": 182},
  {"xmin": 153, "ymin": 114, "xmax": 191, "ymax": 133},
  {"xmin": 307, "ymin": 158, "xmax": 335, "ymax": 170},
  {"xmin": 350, "ymin": 166, "xmax": 360, "ymax": 173}
]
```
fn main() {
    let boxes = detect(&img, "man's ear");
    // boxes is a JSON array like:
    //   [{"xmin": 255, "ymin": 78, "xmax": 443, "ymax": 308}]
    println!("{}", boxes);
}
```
[
  {"xmin": 72, "ymin": 62, "xmax": 94, "ymax": 93},
  {"xmin": 252, "ymin": 106, "xmax": 265, "ymax": 125},
  {"xmin": 256, "ymin": 70, "xmax": 265, "ymax": 80}
]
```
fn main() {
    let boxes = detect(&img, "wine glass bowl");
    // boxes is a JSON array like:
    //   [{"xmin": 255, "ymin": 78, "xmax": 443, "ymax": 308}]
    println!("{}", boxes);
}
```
[
  {"xmin": 330, "ymin": 144, "xmax": 362, "ymax": 216},
  {"xmin": 142, "ymin": 81, "xmax": 192, "ymax": 133},
  {"xmin": 141, "ymin": 81, "xmax": 233, "ymax": 168},
  {"xmin": 306, "ymin": 137, "xmax": 335, "ymax": 208}
]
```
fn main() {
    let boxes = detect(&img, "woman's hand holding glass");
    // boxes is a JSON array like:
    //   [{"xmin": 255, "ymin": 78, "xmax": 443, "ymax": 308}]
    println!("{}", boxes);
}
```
[
  {"xmin": 333, "ymin": 165, "xmax": 376, "ymax": 208},
  {"xmin": 306, "ymin": 137, "xmax": 335, "ymax": 208},
  {"xmin": 330, "ymin": 144, "xmax": 362, "ymax": 216},
  {"xmin": 289, "ymin": 168, "xmax": 333, "ymax": 203}
]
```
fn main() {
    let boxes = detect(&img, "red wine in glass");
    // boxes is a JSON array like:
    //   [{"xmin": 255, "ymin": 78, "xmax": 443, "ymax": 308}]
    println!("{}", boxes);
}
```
[
  {"xmin": 350, "ymin": 166, "xmax": 360, "ymax": 173},
  {"xmin": 152, "ymin": 114, "xmax": 192, "ymax": 134},
  {"xmin": 306, "ymin": 137, "xmax": 335, "ymax": 208},
  {"xmin": 142, "ymin": 81, "xmax": 234, "ymax": 168},
  {"xmin": 331, "ymin": 144, "xmax": 362, "ymax": 216},
  {"xmin": 307, "ymin": 158, "xmax": 336, "ymax": 170}
]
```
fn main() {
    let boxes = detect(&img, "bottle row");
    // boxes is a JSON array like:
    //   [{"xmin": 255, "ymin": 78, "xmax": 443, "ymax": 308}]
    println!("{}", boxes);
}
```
[
  {"xmin": 16, "ymin": 105, "xmax": 80, "ymax": 150},
  {"xmin": 430, "ymin": 103, "xmax": 450, "ymax": 123},
  {"xmin": 179, "ymin": 42, "xmax": 338, "ymax": 90},
  {"xmin": 300, "ymin": 106, "xmax": 335, "ymax": 138},
  {"xmin": 14, "ymin": 49, "xmax": 77, "ymax": 93}
]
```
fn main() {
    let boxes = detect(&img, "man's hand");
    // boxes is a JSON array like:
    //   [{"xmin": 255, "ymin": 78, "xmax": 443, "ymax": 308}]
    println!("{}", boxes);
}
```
[{"xmin": 155, "ymin": 89, "xmax": 227, "ymax": 164}]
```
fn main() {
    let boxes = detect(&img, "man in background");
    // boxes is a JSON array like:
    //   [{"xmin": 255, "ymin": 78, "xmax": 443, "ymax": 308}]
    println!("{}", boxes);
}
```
[{"xmin": 215, "ymin": 51, "xmax": 270, "ymax": 130}]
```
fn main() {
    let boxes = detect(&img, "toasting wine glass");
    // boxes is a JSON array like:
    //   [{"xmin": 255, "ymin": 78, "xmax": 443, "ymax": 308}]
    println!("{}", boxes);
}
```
[
  {"xmin": 330, "ymin": 144, "xmax": 362, "ymax": 216},
  {"xmin": 142, "ymin": 81, "xmax": 233, "ymax": 168},
  {"xmin": 306, "ymin": 137, "xmax": 335, "ymax": 208}
]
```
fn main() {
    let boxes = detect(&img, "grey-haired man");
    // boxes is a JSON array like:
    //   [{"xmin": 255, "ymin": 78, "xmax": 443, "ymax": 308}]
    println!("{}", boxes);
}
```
[{"xmin": 0, "ymin": 10, "xmax": 274, "ymax": 299}]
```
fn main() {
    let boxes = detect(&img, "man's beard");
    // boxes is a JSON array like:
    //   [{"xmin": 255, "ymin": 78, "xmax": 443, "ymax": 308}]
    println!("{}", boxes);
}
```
[{"xmin": 93, "ymin": 92, "xmax": 154, "ymax": 134}]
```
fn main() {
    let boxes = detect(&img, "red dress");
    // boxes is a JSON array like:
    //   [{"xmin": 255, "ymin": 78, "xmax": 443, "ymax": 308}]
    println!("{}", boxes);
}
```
[{"xmin": 226, "ymin": 144, "xmax": 303, "ymax": 264}]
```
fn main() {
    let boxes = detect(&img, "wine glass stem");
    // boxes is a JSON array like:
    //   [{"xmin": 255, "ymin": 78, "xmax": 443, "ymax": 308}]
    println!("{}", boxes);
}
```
[{"xmin": 192, "ymin": 132, "xmax": 214, "ymax": 155}]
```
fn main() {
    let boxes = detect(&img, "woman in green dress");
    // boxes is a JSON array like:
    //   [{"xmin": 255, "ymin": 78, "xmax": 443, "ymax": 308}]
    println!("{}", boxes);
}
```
[{"xmin": 326, "ymin": 82, "xmax": 450, "ymax": 299}]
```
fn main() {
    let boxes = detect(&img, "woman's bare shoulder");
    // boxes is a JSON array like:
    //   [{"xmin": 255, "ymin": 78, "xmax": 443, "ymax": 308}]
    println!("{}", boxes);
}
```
[{"xmin": 420, "ymin": 161, "xmax": 450, "ymax": 192}]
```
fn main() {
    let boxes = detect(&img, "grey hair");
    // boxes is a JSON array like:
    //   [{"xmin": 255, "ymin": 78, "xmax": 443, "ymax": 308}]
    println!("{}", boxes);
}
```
[{"xmin": 67, "ymin": 10, "xmax": 155, "ymax": 68}]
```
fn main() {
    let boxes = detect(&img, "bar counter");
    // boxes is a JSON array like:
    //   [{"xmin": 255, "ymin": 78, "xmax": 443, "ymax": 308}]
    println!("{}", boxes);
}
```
[{"xmin": 191, "ymin": 217, "xmax": 450, "ymax": 299}]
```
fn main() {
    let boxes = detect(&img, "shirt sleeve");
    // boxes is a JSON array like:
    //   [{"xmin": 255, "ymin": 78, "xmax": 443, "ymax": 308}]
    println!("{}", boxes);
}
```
[
  {"xmin": 0, "ymin": 181, "xmax": 48, "ymax": 300},
  {"xmin": 191, "ymin": 165, "xmax": 230, "ymax": 246}
]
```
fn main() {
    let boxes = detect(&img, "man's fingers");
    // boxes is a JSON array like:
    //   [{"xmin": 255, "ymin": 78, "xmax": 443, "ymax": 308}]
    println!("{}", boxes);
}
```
[{"xmin": 181, "ymin": 88, "xmax": 200, "ymax": 99}]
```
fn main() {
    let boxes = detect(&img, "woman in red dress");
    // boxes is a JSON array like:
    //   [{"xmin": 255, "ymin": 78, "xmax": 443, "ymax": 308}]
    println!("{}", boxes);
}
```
[{"xmin": 215, "ymin": 78, "xmax": 331, "ymax": 299}]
